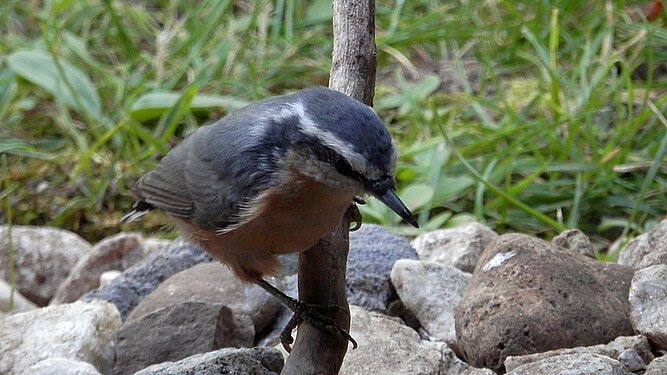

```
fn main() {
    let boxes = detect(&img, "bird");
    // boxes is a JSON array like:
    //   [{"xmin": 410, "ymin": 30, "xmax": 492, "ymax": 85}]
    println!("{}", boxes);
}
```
[{"xmin": 122, "ymin": 86, "xmax": 418, "ymax": 348}]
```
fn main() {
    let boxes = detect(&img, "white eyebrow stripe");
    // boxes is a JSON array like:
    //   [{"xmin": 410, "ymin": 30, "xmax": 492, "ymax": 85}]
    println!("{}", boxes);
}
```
[{"xmin": 287, "ymin": 101, "xmax": 383, "ymax": 179}]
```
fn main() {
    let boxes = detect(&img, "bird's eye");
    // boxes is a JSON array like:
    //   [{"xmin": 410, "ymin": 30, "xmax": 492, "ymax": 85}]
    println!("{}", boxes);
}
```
[{"xmin": 334, "ymin": 157, "xmax": 353, "ymax": 176}]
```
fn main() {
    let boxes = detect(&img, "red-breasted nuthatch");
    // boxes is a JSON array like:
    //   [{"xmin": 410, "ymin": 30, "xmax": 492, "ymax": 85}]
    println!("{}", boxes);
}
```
[{"xmin": 122, "ymin": 87, "xmax": 418, "ymax": 346}]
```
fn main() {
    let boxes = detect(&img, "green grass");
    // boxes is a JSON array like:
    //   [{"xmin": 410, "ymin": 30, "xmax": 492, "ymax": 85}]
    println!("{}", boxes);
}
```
[{"xmin": 1, "ymin": 0, "xmax": 666, "ymax": 255}]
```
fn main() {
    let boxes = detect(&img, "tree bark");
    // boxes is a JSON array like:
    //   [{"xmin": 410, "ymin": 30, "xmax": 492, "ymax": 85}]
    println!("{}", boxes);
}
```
[{"xmin": 280, "ymin": 1, "xmax": 376, "ymax": 374}]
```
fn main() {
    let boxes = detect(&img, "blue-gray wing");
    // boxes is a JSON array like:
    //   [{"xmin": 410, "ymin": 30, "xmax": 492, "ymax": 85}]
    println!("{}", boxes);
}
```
[{"xmin": 134, "ymin": 114, "xmax": 286, "ymax": 229}]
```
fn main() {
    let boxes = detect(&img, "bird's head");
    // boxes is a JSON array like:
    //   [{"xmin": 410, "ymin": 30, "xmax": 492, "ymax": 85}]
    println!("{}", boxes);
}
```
[{"xmin": 278, "ymin": 87, "xmax": 418, "ymax": 228}]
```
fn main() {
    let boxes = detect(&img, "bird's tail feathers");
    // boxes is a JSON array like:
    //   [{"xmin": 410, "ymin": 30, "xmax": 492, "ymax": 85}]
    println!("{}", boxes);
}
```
[{"xmin": 120, "ymin": 200, "xmax": 154, "ymax": 224}]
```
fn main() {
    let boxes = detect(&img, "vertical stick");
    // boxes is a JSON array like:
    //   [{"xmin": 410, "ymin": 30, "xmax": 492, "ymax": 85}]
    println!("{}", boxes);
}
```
[{"xmin": 281, "ymin": 1, "xmax": 376, "ymax": 374}]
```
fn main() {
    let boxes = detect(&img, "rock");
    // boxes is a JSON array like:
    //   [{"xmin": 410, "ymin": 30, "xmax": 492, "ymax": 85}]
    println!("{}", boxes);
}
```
[
  {"xmin": 507, "ymin": 353, "xmax": 631, "ymax": 375},
  {"xmin": 99, "ymin": 270, "xmax": 122, "ymax": 287},
  {"xmin": 618, "ymin": 219, "xmax": 667, "ymax": 268},
  {"xmin": 139, "ymin": 238, "xmax": 171, "ymax": 254},
  {"xmin": 0, "ymin": 279, "xmax": 37, "ymax": 314},
  {"xmin": 646, "ymin": 356, "xmax": 667, "ymax": 374},
  {"xmin": 629, "ymin": 264, "xmax": 667, "ymax": 350},
  {"xmin": 347, "ymin": 224, "xmax": 417, "ymax": 312},
  {"xmin": 618, "ymin": 349, "xmax": 646, "ymax": 372},
  {"xmin": 455, "ymin": 233, "xmax": 635, "ymax": 372},
  {"xmin": 0, "ymin": 300, "xmax": 121, "ymax": 375},
  {"xmin": 51, "ymin": 232, "xmax": 144, "ymax": 305},
  {"xmin": 551, "ymin": 229, "xmax": 595, "ymax": 258},
  {"xmin": 335, "ymin": 305, "xmax": 494, "ymax": 375},
  {"xmin": 504, "ymin": 335, "xmax": 653, "ymax": 372},
  {"xmin": 390, "ymin": 259, "xmax": 470, "ymax": 343},
  {"xmin": 80, "ymin": 238, "xmax": 212, "ymax": 319},
  {"xmin": 21, "ymin": 358, "xmax": 102, "ymax": 375},
  {"xmin": 412, "ymin": 222, "xmax": 497, "ymax": 273},
  {"xmin": 0, "ymin": 225, "xmax": 92, "ymax": 305},
  {"xmin": 127, "ymin": 262, "xmax": 280, "ymax": 332},
  {"xmin": 133, "ymin": 347, "xmax": 284, "ymax": 375},
  {"xmin": 113, "ymin": 301, "xmax": 254, "ymax": 374}
]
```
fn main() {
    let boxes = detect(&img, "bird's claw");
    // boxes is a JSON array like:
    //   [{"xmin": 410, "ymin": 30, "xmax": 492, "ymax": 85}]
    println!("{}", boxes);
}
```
[
  {"xmin": 280, "ymin": 303, "xmax": 358, "ymax": 353},
  {"xmin": 347, "ymin": 203, "xmax": 363, "ymax": 232}
]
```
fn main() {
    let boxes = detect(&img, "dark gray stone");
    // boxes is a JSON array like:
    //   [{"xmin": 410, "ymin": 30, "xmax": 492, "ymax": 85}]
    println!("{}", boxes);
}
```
[
  {"xmin": 113, "ymin": 301, "xmax": 254, "ymax": 375},
  {"xmin": 81, "ymin": 238, "xmax": 212, "ymax": 319},
  {"xmin": 347, "ymin": 224, "xmax": 417, "ymax": 312},
  {"xmin": 456, "ymin": 234, "xmax": 635, "ymax": 372},
  {"xmin": 132, "ymin": 347, "xmax": 283, "ymax": 375},
  {"xmin": 617, "ymin": 349, "xmax": 646, "ymax": 372}
]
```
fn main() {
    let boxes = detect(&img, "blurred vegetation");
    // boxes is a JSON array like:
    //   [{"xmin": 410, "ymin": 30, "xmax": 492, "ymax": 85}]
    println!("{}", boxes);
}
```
[{"xmin": 1, "ymin": 0, "xmax": 667, "ymax": 256}]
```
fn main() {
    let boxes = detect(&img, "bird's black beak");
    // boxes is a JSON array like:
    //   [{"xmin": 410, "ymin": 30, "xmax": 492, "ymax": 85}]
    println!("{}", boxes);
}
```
[{"xmin": 369, "ymin": 179, "xmax": 419, "ymax": 228}]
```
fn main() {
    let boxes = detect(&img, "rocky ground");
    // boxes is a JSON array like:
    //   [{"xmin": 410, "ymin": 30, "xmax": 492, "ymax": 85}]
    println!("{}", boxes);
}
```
[{"xmin": 1, "ymin": 220, "xmax": 666, "ymax": 374}]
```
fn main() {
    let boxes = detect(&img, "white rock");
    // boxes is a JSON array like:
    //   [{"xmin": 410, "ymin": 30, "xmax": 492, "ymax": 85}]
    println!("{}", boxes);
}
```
[
  {"xmin": 336, "ymin": 305, "xmax": 493, "ymax": 375},
  {"xmin": 508, "ymin": 353, "xmax": 631, "ymax": 375},
  {"xmin": 390, "ymin": 259, "xmax": 470, "ymax": 343},
  {"xmin": 646, "ymin": 356, "xmax": 667, "ymax": 374},
  {"xmin": 20, "ymin": 358, "xmax": 101, "ymax": 375},
  {"xmin": 504, "ymin": 335, "xmax": 652, "ymax": 372},
  {"xmin": 0, "ymin": 225, "xmax": 92, "ymax": 305},
  {"xmin": 411, "ymin": 222, "xmax": 497, "ymax": 273},
  {"xmin": 618, "ymin": 219, "xmax": 667, "ymax": 269},
  {"xmin": 629, "ymin": 265, "xmax": 667, "ymax": 349},
  {"xmin": 0, "ymin": 300, "xmax": 122, "ymax": 375},
  {"xmin": 99, "ymin": 270, "xmax": 122, "ymax": 287},
  {"xmin": 0, "ymin": 279, "xmax": 37, "ymax": 314}
]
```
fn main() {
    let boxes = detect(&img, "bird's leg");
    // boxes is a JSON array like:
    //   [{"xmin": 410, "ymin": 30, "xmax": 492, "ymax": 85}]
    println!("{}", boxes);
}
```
[{"xmin": 254, "ymin": 278, "xmax": 358, "ymax": 352}]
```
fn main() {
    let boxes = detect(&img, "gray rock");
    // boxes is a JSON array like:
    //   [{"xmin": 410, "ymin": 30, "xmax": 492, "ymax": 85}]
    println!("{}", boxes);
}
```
[
  {"xmin": 618, "ymin": 349, "xmax": 646, "ymax": 372},
  {"xmin": 127, "ymin": 262, "xmax": 280, "ymax": 333},
  {"xmin": 51, "ymin": 232, "xmax": 144, "ymax": 305},
  {"xmin": 0, "ymin": 225, "xmax": 92, "ymax": 305},
  {"xmin": 133, "ymin": 347, "xmax": 283, "ymax": 375},
  {"xmin": 646, "ymin": 356, "xmax": 667, "ymax": 374},
  {"xmin": 455, "ymin": 234, "xmax": 635, "ymax": 372},
  {"xmin": 338, "ymin": 306, "xmax": 458, "ymax": 375},
  {"xmin": 21, "ymin": 358, "xmax": 102, "ymax": 375},
  {"xmin": 508, "ymin": 353, "xmax": 631, "ymax": 375},
  {"xmin": 0, "ymin": 279, "xmax": 37, "ymax": 314},
  {"xmin": 504, "ymin": 335, "xmax": 653, "ymax": 372},
  {"xmin": 113, "ymin": 301, "xmax": 254, "ymax": 375},
  {"xmin": 619, "ymin": 219, "xmax": 667, "ymax": 268},
  {"xmin": 412, "ymin": 222, "xmax": 497, "ymax": 273},
  {"xmin": 346, "ymin": 224, "xmax": 417, "ymax": 312},
  {"xmin": 0, "ymin": 300, "xmax": 121, "ymax": 375},
  {"xmin": 552, "ymin": 229, "xmax": 595, "ymax": 258},
  {"xmin": 629, "ymin": 264, "xmax": 667, "ymax": 350},
  {"xmin": 390, "ymin": 259, "xmax": 470, "ymax": 343},
  {"xmin": 285, "ymin": 305, "xmax": 496, "ymax": 375},
  {"xmin": 81, "ymin": 238, "xmax": 212, "ymax": 319}
]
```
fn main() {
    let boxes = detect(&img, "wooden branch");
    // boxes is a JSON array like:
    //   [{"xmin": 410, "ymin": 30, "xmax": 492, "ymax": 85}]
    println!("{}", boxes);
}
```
[
  {"xmin": 329, "ymin": 0, "xmax": 377, "ymax": 105},
  {"xmin": 281, "ymin": 1, "xmax": 376, "ymax": 374}
]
